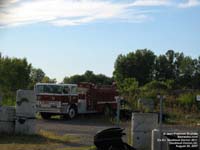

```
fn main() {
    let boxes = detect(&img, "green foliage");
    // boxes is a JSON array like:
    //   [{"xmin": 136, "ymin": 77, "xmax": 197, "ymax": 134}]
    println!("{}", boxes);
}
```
[
  {"xmin": 113, "ymin": 49, "xmax": 156, "ymax": 86},
  {"xmin": 0, "ymin": 56, "xmax": 31, "ymax": 91},
  {"xmin": 114, "ymin": 49, "xmax": 200, "ymax": 89},
  {"xmin": 30, "ymin": 68, "xmax": 45, "ymax": 83},
  {"xmin": 165, "ymin": 80, "xmax": 175, "ymax": 90},
  {"xmin": 63, "ymin": 70, "xmax": 113, "ymax": 85},
  {"xmin": 29, "ymin": 67, "xmax": 45, "ymax": 88},
  {"xmin": 41, "ymin": 76, "xmax": 57, "ymax": 83},
  {"xmin": 117, "ymin": 78, "xmax": 139, "ymax": 95},
  {"xmin": 139, "ymin": 80, "xmax": 169, "ymax": 100},
  {"xmin": 117, "ymin": 78, "xmax": 139, "ymax": 109},
  {"xmin": 177, "ymin": 93, "xmax": 195, "ymax": 107},
  {"xmin": 0, "ymin": 54, "xmax": 31, "ymax": 105},
  {"xmin": 29, "ymin": 67, "xmax": 56, "ymax": 88},
  {"xmin": 142, "ymin": 80, "xmax": 168, "ymax": 90}
]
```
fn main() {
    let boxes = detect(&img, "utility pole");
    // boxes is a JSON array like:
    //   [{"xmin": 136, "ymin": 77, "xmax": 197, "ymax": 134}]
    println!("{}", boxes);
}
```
[
  {"xmin": 157, "ymin": 94, "xmax": 164, "ymax": 150},
  {"xmin": 0, "ymin": 95, "xmax": 2, "ymax": 107},
  {"xmin": 116, "ymin": 96, "xmax": 121, "ymax": 127}
]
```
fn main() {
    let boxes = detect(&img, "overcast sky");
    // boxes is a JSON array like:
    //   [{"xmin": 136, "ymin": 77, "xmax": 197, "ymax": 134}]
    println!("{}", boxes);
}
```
[{"xmin": 0, "ymin": 0, "xmax": 200, "ymax": 82}]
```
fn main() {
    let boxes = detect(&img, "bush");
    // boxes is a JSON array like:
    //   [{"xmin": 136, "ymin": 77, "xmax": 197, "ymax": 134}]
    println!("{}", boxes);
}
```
[
  {"xmin": 142, "ymin": 80, "xmax": 169, "ymax": 91},
  {"xmin": 177, "ymin": 93, "xmax": 195, "ymax": 106},
  {"xmin": 140, "ymin": 80, "xmax": 168, "ymax": 100},
  {"xmin": 176, "ymin": 93, "xmax": 199, "ymax": 112}
]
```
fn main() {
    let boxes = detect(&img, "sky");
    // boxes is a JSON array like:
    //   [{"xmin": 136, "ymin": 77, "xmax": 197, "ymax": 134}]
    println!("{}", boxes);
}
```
[{"xmin": 0, "ymin": 0, "xmax": 200, "ymax": 82}]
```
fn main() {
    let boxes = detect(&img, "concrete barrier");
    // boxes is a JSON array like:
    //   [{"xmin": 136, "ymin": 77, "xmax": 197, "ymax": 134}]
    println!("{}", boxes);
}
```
[
  {"xmin": 0, "ymin": 122, "xmax": 15, "ymax": 134},
  {"xmin": 16, "ymin": 90, "xmax": 36, "ymax": 117},
  {"xmin": 15, "ymin": 90, "xmax": 36, "ymax": 135},
  {"xmin": 0, "ymin": 106, "xmax": 16, "ymax": 121},
  {"xmin": 0, "ymin": 106, "xmax": 15, "ymax": 134},
  {"xmin": 0, "ymin": 90, "xmax": 37, "ymax": 135},
  {"xmin": 15, "ymin": 117, "xmax": 36, "ymax": 135},
  {"xmin": 131, "ymin": 113, "xmax": 158, "ymax": 150}
]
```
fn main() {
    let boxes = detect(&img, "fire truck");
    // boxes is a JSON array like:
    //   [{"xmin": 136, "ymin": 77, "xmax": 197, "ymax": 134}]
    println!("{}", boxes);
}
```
[{"xmin": 35, "ymin": 82, "xmax": 118, "ymax": 119}]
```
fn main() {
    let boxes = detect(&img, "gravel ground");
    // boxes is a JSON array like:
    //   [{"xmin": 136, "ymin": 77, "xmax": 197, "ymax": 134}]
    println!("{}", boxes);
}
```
[
  {"xmin": 36, "ymin": 115, "xmax": 129, "ymax": 146},
  {"xmin": 36, "ymin": 114, "xmax": 200, "ymax": 147}
]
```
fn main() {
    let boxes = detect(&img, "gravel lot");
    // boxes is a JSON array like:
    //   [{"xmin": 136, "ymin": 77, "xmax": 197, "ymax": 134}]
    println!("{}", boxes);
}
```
[
  {"xmin": 36, "ymin": 114, "xmax": 200, "ymax": 147},
  {"xmin": 36, "ymin": 115, "xmax": 130, "ymax": 146}
]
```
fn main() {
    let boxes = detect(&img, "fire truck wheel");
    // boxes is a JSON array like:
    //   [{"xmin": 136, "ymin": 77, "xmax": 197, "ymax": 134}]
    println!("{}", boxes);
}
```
[
  {"xmin": 40, "ymin": 112, "xmax": 51, "ymax": 119},
  {"xmin": 68, "ymin": 107, "xmax": 77, "ymax": 119}
]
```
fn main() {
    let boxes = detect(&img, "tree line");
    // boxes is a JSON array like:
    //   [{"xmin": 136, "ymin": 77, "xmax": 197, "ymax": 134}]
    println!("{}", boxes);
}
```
[
  {"xmin": 0, "ymin": 49, "xmax": 200, "ymax": 106},
  {"xmin": 114, "ymin": 49, "xmax": 200, "ymax": 89}
]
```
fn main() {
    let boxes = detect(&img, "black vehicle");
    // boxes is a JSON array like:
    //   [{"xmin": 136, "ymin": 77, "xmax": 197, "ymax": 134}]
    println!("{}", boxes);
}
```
[{"xmin": 94, "ymin": 127, "xmax": 136, "ymax": 150}]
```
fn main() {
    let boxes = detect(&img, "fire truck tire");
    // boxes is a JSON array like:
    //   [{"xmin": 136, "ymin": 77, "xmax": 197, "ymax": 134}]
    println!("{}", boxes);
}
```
[
  {"xmin": 40, "ymin": 112, "xmax": 51, "ymax": 119},
  {"xmin": 68, "ymin": 106, "xmax": 77, "ymax": 119}
]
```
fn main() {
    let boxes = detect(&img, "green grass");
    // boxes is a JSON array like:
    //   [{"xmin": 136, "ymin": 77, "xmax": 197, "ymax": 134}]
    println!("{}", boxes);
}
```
[{"xmin": 0, "ymin": 130, "xmax": 94, "ymax": 150}]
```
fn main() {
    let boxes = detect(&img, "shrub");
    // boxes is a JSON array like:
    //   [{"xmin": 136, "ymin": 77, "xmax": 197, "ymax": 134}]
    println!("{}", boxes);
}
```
[
  {"xmin": 142, "ymin": 80, "xmax": 169, "ymax": 91},
  {"xmin": 177, "ymin": 93, "xmax": 197, "ymax": 112}
]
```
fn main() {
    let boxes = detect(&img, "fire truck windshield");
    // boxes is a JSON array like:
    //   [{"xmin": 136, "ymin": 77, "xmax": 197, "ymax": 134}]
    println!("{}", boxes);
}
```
[{"xmin": 36, "ymin": 84, "xmax": 63, "ymax": 94}]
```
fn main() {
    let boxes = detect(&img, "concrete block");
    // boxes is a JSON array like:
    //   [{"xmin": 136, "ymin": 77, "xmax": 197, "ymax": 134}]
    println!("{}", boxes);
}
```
[
  {"xmin": 132, "ymin": 113, "xmax": 158, "ymax": 132},
  {"xmin": 16, "ymin": 90, "xmax": 36, "ymax": 103},
  {"xmin": 16, "ymin": 90, "xmax": 36, "ymax": 117},
  {"xmin": 0, "ymin": 106, "xmax": 16, "ymax": 122},
  {"xmin": 15, "ymin": 118, "xmax": 36, "ymax": 135},
  {"xmin": 0, "ymin": 121, "xmax": 15, "ymax": 134},
  {"xmin": 131, "ymin": 113, "xmax": 158, "ymax": 150},
  {"xmin": 16, "ymin": 102, "xmax": 36, "ymax": 118},
  {"xmin": 132, "ymin": 131, "xmax": 152, "ymax": 150}
]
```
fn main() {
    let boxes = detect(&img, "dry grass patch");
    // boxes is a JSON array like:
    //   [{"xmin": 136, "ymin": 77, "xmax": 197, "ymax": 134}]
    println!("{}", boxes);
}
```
[{"xmin": 0, "ymin": 130, "xmax": 92, "ymax": 150}]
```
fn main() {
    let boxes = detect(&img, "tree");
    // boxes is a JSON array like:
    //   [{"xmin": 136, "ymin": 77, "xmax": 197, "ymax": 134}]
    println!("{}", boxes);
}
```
[
  {"xmin": 0, "ymin": 55, "xmax": 31, "ymax": 104},
  {"xmin": 63, "ymin": 75, "xmax": 85, "ymax": 84},
  {"xmin": 113, "ymin": 49, "xmax": 156, "ymax": 86},
  {"xmin": 30, "ymin": 68, "xmax": 45, "ymax": 83},
  {"xmin": 117, "ymin": 78, "xmax": 139, "ymax": 108},
  {"xmin": 0, "ymin": 56, "xmax": 31, "ymax": 91},
  {"xmin": 41, "ymin": 76, "xmax": 56, "ymax": 83},
  {"xmin": 118, "ymin": 78, "xmax": 139, "ymax": 95},
  {"xmin": 29, "ymin": 68, "xmax": 45, "ymax": 88},
  {"xmin": 154, "ymin": 50, "xmax": 177, "ymax": 81},
  {"xmin": 63, "ymin": 70, "xmax": 113, "ymax": 85},
  {"xmin": 178, "ymin": 56, "xmax": 195, "ymax": 88}
]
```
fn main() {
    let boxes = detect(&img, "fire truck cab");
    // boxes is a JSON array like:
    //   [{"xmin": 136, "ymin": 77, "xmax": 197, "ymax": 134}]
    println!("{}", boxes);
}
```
[{"xmin": 35, "ymin": 83, "xmax": 78, "ymax": 119}]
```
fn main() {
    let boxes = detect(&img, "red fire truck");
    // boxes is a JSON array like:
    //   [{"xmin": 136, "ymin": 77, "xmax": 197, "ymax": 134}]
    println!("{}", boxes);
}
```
[{"xmin": 35, "ymin": 82, "xmax": 118, "ymax": 119}]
